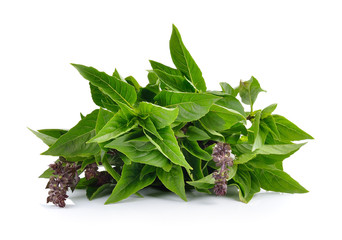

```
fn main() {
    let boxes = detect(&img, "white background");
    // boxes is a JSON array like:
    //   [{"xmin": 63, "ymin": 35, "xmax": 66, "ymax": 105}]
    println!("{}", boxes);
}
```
[{"xmin": 1, "ymin": 0, "xmax": 341, "ymax": 239}]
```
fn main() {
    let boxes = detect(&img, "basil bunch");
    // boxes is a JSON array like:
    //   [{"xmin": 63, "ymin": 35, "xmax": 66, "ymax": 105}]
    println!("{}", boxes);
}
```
[{"xmin": 31, "ymin": 25, "xmax": 312, "ymax": 207}]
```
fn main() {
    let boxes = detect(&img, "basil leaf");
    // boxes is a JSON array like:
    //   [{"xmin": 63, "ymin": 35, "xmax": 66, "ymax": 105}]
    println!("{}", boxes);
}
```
[
  {"xmin": 261, "ymin": 115, "xmax": 280, "ymax": 139},
  {"xmin": 89, "ymin": 83, "xmax": 119, "ymax": 112},
  {"xmin": 155, "ymin": 91, "xmax": 221, "ymax": 122},
  {"xmin": 149, "ymin": 60, "xmax": 182, "ymax": 76},
  {"xmin": 38, "ymin": 168, "xmax": 54, "ymax": 178},
  {"xmin": 239, "ymin": 76, "xmax": 265, "ymax": 108},
  {"xmin": 105, "ymin": 132, "xmax": 172, "ymax": 171},
  {"xmin": 37, "ymin": 129, "xmax": 68, "ymax": 139},
  {"xmin": 137, "ymin": 102, "xmax": 179, "ymax": 129},
  {"xmin": 101, "ymin": 153, "xmax": 121, "ymax": 182},
  {"xmin": 105, "ymin": 162, "xmax": 156, "ymax": 204},
  {"xmin": 157, "ymin": 165, "xmax": 187, "ymax": 201},
  {"xmin": 183, "ymin": 149, "xmax": 205, "ymax": 181},
  {"xmin": 72, "ymin": 64, "xmax": 137, "ymax": 107},
  {"xmin": 255, "ymin": 143, "xmax": 306, "ymax": 155},
  {"xmin": 29, "ymin": 128, "xmax": 66, "ymax": 147},
  {"xmin": 234, "ymin": 153, "xmax": 257, "ymax": 164},
  {"xmin": 231, "ymin": 169, "xmax": 260, "ymax": 203},
  {"xmin": 95, "ymin": 108, "xmax": 114, "ymax": 134},
  {"xmin": 87, "ymin": 183, "xmax": 116, "ymax": 200},
  {"xmin": 125, "ymin": 76, "xmax": 141, "ymax": 92},
  {"xmin": 140, "ymin": 165, "xmax": 156, "ymax": 180},
  {"xmin": 200, "ymin": 104, "xmax": 246, "ymax": 132},
  {"xmin": 215, "ymin": 95, "xmax": 246, "ymax": 116},
  {"xmin": 152, "ymin": 69, "xmax": 195, "ymax": 92},
  {"xmin": 186, "ymin": 126, "xmax": 210, "ymax": 141},
  {"xmin": 220, "ymin": 82, "xmax": 236, "ymax": 96},
  {"xmin": 187, "ymin": 174, "xmax": 215, "ymax": 190},
  {"xmin": 143, "ymin": 126, "xmax": 192, "ymax": 170},
  {"xmin": 112, "ymin": 68, "xmax": 125, "ymax": 81},
  {"xmin": 181, "ymin": 139, "xmax": 212, "ymax": 161},
  {"xmin": 236, "ymin": 142, "xmax": 306, "ymax": 155},
  {"xmin": 42, "ymin": 110, "xmax": 100, "ymax": 157},
  {"xmin": 261, "ymin": 103, "xmax": 277, "ymax": 119},
  {"xmin": 88, "ymin": 110, "xmax": 138, "ymax": 143},
  {"xmin": 170, "ymin": 25, "xmax": 206, "ymax": 92},
  {"xmin": 250, "ymin": 110, "xmax": 263, "ymax": 151},
  {"xmin": 273, "ymin": 114, "xmax": 313, "ymax": 141},
  {"xmin": 254, "ymin": 168, "xmax": 308, "ymax": 193},
  {"xmin": 138, "ymin": 117, "xmax": 163, "ymax": 140}
]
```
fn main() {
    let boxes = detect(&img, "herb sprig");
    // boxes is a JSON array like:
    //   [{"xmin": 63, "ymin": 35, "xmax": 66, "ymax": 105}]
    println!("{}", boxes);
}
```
[{"xmin": 31, "ymin": 25, "xmax": 313, "ymax": 207}]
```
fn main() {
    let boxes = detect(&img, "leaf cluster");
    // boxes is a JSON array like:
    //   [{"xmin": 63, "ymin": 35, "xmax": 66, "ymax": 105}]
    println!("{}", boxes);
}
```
[{"xmin": 31, "ymin": 25, "xmax": 313, "ymax": 205}]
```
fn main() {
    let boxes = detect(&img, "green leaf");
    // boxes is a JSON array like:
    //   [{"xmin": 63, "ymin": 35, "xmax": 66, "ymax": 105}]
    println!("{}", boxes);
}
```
[
  {"xmin": 36, "ymin": 129, "xmax": 68, "ymax": 139},
  {"xmin": 186, "ymin": 126, "xmax": 210, "ymax": 141},
  {"xmin": 215, "ymin": 95, "xmax": 246, "ymax": 116},
  {"xmin": 89, "ymin": 83, "xmax": 119, "ymax": 112},
  {"xmin": 261, "ymin": 104, "xmax": 277, "ymax": 119},
  {"xmin": 105, "ymin": 162, "xmax": 156, "ymax": 204},
  {"xmin": 182, "ymin": 149, "xmax": 204, "ymax": 181},
  {"xmin": 196, "ymin": 121, "xmax": 225, "ymax": 142},
  {"xmin": 255, "ymin": 143, "xmax": 306, "ymax": 155},
  {"xmin": 87, "ymin": 183, "xmax": 116, "ymax": 200},
  {"xmin": 29, "ymin": 128, "xmax": 66, "ymax": 147},
  {"xmin": 261, "ymin": 115, "xmax": 280, "ymax": 139},
  {"xmin": 239, "ymin": 76, "xmax": 265, "ymax": 107},
  {"xmin": 101, "ymin": 152, "xmax": 121, "ymax": 182},
  {"xmin": 233, "ymin": 167, "xmax": 251, "ymax": 201},
  {"xmin": 235, "ymin": 142, "xmax": 306, "ymax": 156},
  {"xmin": 231, "ymin": 169, "xmax": 260, "ymax": 203},
  {"xmin": 187, "ymin": 174, "xmax": 215, "ymax": 190},
  {"xmin": 149, "ymin": 60, "xmax": 182, "ymax": 76},
  {"xmin": 154, "ymin": 91, "xmax": 221, "ymax": 122},
  {"xmin": 200, "ymin": 104, "xmax": 246, "ymax": 132},
  {"xmin": 95, "ymin": 108, "xmax": 115, "ymax": 134},
  {"xmin": 248, "ymin": 146, "xmax": 302, "ymax": 169},
  {"xmin": 39, "ymin": 167, "xmax": 54, "ymax": 178},
  {"xmin": 273, "ymin": 115, "xmax": 313, "ymax": 141},
  {"xmin": 88, "ymin": 110, "xmax": 138, "ymax": 143},
  {"xmin": 42, "ymin": 110, "xmax": 100, "ymax": 157},
  {"xmin": 152, "ymin": 69, "xmax": 195, "ymax": 92},
  {"xmin": 250, "ymin": 110, "xmax": 263, "ymax": 151},
  {"xmin": 170, "ymin": 25, "xmax": 206, "ymax": 92},
  {"xmin": 254, "ymin": 168, "xmax": 308, "ymax": 193},
  {"xmin": 157, "ymin": 165, "xmax": 187, "ymax": 201},
  {"xmin": 220, "ymin": 82, "xmax": 236, "ymax": 96},
  {"xmin": 147, "ymin": 71, "xmax": 158, "ymax": 85},
  {"xmin": 143, "ymin": 126, "xmax": 192, "ymax": 170},
  {"xmin": 137, "ymin": 102, "xmax": 179, "ymax": 129},
  {"xmin": 234, "ymin": 153, "xmax": 257, "ymax": 164},
  {"xmin": 72, "ymin": 64, "xmax": 137, "ymax": 107},
  {"xmin": 105, "ymin": 132, "xmax": 172, "ymax": 171},
  {"xmin": 138, "ymin": 117, "xmax": 163, "ymax": 140},
  {"xmin": 112, "ymin": 68, "xmax": 125, "ymax": 81},
  {"xmin": 140, "ymin": 165, "xmax": 156, "ymax": 180},
  {"xmin": 181, "ymin": 139, "xmax": 212, "ymax": 161},
  {"xmin": 125, "ymin": 76, "xmax": 141, "ymax": 91}
]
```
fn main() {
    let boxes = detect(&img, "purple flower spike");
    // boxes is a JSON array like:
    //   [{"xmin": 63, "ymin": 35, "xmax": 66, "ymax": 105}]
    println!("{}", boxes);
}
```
[
  {"xmin": 46, "ymin": 161, "xmax": 80, "ymax": 208},
  {"xmin": 211, "ymin": 143, "xmax": 234, "ymax": 196}
]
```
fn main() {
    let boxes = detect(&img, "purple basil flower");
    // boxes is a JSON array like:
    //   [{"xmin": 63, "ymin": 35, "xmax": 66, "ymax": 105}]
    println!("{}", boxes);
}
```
[
  {"xmin": 46, "ymin": 161, "xmax": 80, "ymax": 208},
  {"xmin": 211, "ymin": 143, "xmax": 234, "ymax": 196}
]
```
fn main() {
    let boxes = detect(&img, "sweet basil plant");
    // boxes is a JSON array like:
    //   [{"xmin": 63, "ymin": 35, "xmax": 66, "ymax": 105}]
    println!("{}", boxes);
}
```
[{"xmin": 30, "ymin": 25, "xmax": 313, "ymax": 207}]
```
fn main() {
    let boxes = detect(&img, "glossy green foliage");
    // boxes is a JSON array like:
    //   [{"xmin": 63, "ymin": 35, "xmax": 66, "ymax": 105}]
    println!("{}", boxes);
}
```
[
  {"xmin": 32, "ymin": 25, "xmax": 312, "ymax": 206},
  {"xmin": 155, "ymin": 91, "xmax": 221, "ymax": 122}
]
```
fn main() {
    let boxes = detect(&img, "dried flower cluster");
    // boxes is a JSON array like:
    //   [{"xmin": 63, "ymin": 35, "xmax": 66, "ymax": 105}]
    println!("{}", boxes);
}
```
[
  {"xmin": 212, "ymin": 143, "xmax": 235, "ymax": 196},
  {"xmin": 46, "ymin": 161, "xmax": 80, "ymax": 207}
]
